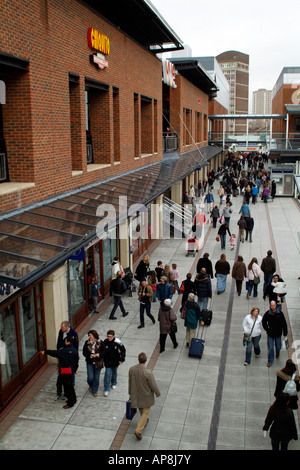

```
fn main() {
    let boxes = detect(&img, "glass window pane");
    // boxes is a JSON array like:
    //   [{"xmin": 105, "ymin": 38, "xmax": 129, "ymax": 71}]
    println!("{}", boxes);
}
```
[
  {"xmin": 18, "ymin": 289, "xmax": 38, "ymax": 365},
  {"xmin": 67, "ymin": 259, "xmax": 86, "ymax": 322},
  {"xmin": 0, "ymin": 304, "xmax": 19, "ymax": 386}
]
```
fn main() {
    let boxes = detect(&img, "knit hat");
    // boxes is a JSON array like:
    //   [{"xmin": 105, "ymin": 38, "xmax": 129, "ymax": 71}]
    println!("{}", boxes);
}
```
[{"xmin": 160, "ymin": 276, "xmax": 167, "ymax": 282}]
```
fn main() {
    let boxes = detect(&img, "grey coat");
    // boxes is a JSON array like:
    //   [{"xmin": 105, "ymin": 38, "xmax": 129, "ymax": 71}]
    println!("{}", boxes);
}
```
[{"xmin": 129, "ymin": 363, "xmax": 161, "ymax": 409}]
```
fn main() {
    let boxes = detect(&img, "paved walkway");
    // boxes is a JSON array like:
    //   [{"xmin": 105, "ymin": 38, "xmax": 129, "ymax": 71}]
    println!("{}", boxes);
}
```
[{"xmin": 1, "ymin": 182, "xmax": 300, "ymax": 451}]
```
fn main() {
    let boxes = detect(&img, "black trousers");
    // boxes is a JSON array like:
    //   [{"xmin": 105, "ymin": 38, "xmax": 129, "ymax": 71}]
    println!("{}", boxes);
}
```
[
  {"xmin": 160, "ymin": 332, "xmax": 177, "ymax": 352},
  {"xmin": 62, "ymin": 374, "xmax": 76, "ymax": 407}
]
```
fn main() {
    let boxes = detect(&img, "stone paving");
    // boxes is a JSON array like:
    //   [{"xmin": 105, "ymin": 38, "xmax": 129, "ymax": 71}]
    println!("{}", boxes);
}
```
[{"xmin": 0, "ymin": 182, "xmax": 300, "ymax": 451}]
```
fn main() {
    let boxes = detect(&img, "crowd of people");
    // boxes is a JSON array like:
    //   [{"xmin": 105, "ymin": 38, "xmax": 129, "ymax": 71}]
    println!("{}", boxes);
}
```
[{"xmin": 40, "ymin": 151, "xmax": 299, "ymax": 449}]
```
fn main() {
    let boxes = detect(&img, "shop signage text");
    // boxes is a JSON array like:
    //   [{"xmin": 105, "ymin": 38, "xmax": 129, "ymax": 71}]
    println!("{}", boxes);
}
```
[{"xmin": 88, "ymin": 27, "xmax": 110, "ymax": 55}]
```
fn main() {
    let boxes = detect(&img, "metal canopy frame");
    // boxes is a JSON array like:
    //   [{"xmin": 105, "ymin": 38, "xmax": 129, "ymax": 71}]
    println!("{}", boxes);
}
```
[{"xmin": 0, "ymin": 145, "xmax": 223, "ymax": 288}]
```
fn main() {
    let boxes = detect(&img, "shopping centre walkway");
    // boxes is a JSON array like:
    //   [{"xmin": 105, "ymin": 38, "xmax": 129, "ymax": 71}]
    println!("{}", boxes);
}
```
[{"xmin": 1, "ymin": 183, "xmax": 300, "ymax": 451}]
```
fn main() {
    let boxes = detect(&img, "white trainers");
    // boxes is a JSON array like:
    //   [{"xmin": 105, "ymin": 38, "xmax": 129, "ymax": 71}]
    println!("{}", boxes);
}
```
[
  {"xmin": 103, "ymin": 391, "xmax": 109, "ymax": 397},
  {"xmin": 111, "ymin": 385, "xmax": 116, "ymax": 390}
]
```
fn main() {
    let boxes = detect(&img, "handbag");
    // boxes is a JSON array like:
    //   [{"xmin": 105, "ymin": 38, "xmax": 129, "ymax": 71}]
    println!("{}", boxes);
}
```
[
  {"xmin": 126, "ymin": 399, "xmax": 137, "ymax": 420},
  {"xmin": 180, "ymin": 281, "xmax": 185, "ymax": 294},
  {"xmin": 60, "ymin": 367, "xmax": 72, "ymax": 375},
  {"xmin": 171, "ymin": 322, "xmax": 177, "ymax": 334},
  {"xmin": 252, "ymin": 269, "xmax": 260, "ymax": 285},
  {"xmin": 243, "ymin": 319, "xmax": 256, "ymax": 347},
  {"xmin": 283, "ymin": 373, "xmax": 297, "ymax": 396},
  {"xmin": 180, "ymin": 305, "xmax": 186, "ymax": 319}
]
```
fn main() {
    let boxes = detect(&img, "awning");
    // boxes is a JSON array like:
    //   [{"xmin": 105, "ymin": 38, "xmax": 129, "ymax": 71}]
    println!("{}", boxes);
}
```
[
  {"xmin": 83, "ymin": 0, "xmax": 184, "ymax": 53},
  {"xmin": 168, "ymin": 58, "xmax": 219, "ymax": 95},
  {"xmin": 0, "ymin": 146, "xmax": 223, "ymax": 289}
]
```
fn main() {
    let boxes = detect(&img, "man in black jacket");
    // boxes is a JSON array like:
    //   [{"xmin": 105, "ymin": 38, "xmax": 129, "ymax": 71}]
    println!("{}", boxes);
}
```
[
  {"xmin": 103, "ymin": 330, "xmax": 126, "ymax": 396},
  {"xmin": 42, "ymin": 336, "xmax": 79, "ymax": 408},
  {"xmin": 245, "ymin": 213, "xmax": 254, "ymax": 242},
  {"xmin": 262, "ymin": 301, "xmax": 288, "ymax": 367},
  {"xmin": 109, "ymin": 271, "xmax": 129, "ymax": 319},
  {"xmin": 197, "ymin": 253, "xmax": 213, "ymax": 278}
]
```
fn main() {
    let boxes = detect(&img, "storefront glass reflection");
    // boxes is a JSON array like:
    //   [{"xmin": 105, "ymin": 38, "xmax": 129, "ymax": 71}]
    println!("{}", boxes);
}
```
[{"xmin": 0, "ymin": 304, "xmax": 18, "ymax": 387}]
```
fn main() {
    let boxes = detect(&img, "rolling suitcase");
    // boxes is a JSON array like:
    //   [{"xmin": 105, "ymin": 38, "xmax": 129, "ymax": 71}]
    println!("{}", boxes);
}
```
[{"xmin": 189, "ymin": 324, "xmax": 205, "ymax": 358}]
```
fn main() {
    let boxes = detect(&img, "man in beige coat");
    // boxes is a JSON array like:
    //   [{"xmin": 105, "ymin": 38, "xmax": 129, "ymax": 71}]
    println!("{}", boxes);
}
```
[{"xmin": 128, "ymin": 352, "xmax": 161, "ymax": 440}]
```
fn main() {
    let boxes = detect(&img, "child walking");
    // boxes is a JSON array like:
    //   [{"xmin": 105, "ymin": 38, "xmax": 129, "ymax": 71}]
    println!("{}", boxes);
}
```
[{"xmin": 229, "ymin": 234, "xmax": 236, "ymax": 251}]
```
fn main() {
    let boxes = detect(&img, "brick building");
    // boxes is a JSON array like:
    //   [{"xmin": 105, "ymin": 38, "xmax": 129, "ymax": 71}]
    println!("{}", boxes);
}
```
[{"xmin": 0, "ymin": 0, "xmax": 225, "ymax": 413}]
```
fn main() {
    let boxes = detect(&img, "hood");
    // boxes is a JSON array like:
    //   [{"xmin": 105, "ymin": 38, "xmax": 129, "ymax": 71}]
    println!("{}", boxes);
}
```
[{"xmin": 160, "ymin": 304, "xmax": 171, "ymax": 312}]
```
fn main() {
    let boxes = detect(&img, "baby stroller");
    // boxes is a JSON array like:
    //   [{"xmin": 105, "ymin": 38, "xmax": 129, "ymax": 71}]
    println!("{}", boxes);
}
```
[
  {"xmin": 186, "ymin": 237, "xmax": 197, "ymax": 257},
  {"xmin": 123, "ymin": 267, "xmax": 136, "ymax": 297}
]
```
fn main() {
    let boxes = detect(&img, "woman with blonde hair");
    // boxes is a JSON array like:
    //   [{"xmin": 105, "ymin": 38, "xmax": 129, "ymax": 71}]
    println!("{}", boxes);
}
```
[{"xmin": 242, "ymin": 307, "xmax": 262, "ymax": 366}]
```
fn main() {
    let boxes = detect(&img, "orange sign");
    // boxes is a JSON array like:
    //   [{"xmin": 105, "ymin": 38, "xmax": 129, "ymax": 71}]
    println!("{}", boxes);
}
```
[{"xmin": 88, "ymin": 27, "xmax": 110, "ymax": 55}]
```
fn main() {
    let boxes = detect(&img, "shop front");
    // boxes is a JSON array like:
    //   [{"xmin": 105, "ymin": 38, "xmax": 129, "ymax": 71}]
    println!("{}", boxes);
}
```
[{"xmin": 0, "ymin": 281, "xmax": 46, "ymax": 413}]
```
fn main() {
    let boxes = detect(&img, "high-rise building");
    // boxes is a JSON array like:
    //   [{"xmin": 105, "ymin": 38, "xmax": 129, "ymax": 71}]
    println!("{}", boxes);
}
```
[
  {"xmin": 252, "ymin": 88, "xmax": 272, "ymax": 115},
  {"xmin": 251, "ymin": 88, "xmax": 272, "ymax": 129},
  {"xmin": 216, "ymin": 50, "xmax": 249, "ymax": 133}
]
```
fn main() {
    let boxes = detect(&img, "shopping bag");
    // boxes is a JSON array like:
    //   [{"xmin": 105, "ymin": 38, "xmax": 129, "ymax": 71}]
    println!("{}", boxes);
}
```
[{"xmin": 126, "ymin": 399, "xmax": 136, "ymax": 420}]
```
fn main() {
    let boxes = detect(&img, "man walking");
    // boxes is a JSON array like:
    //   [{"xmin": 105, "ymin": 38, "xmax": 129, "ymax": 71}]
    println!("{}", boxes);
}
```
[
  {"xmin": 245, "ymin": 213, "xmax": 254, "ymax": 242},
  {"xmin": 103, "ymin": 329, "xmax": 126, "ymax": 396},
  {"xmin": 109, "ymin": 271, "xmax": 129, "ymax": 319},
  {"xmin": 262, "ymin": 301, "xmax": 288, "ymax": 367},
  {"xmin": 156, "ymin": 276, "xmax": 173, "ymax": 305},
  {"xmin": 261, "ymin": 250, "xmax": 276, "ymax": 298},
  {"xmin": 129, "ymin": 352, "xmax": 161, "ymax": 440}
]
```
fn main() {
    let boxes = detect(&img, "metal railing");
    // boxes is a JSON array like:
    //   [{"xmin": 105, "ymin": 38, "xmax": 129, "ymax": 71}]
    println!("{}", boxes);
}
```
[{"xmin": 163, "ymin": 132, "xmax": 178, "ymax": 152}]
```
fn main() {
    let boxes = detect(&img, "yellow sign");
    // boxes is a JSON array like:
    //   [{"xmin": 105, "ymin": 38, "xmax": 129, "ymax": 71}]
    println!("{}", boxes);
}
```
[{"xmin": 88, "ymin": 27, "xmax": 110, "ymax": 56}]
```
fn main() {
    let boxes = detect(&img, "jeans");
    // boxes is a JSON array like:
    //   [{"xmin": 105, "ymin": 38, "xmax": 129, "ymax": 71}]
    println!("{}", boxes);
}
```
[
  {"xmin": 104, "ymin": 366, "xmax": 118, "ymax": 392},
  {"xmin": 267, "ymin": 335, "xmax": 282, "ymax": 364},
  {"xmin": 110, "ymin": 296, "xmax": 126, "ymax": 318},
  {"xmin": 245, "ymin": 230, "xmax": 252, "ymax": 242},
  {"xmin": 217, "ymin": 274, "xmax": 227, "ymax": 292},
  {"xmin": 263, "ymin": 274, "xmax": 273, "ymax": 296},
  {"xmin": 139, "ymin": 302, "xmax": 155, "ymax": 326},
  {"xmin": 220, "ymin": 234, "xmax": 226, "ymax": 249},
  {"xmin": 86, "ymin": 363, "xmax": 101, "ymax": 394},
  {"xmin": 247, "ymin": 279, "xmax": 258, "ymax": 297},
  {"xmin": 152, "ymin": 289, "xmax": 157, "ymax": 302},
  {"xmin": 245, "ymin": 335, "xmax": 261, "ymax": 364},
  {"xmin": 198, "ymin": 297, "xmax": 208, "ymax": 311}
]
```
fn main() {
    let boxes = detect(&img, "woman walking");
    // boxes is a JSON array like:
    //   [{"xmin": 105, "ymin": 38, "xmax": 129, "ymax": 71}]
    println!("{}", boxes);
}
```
[
  {"xmin": 274, "ymin": 359, "xmax": 300, "ymax": 410},
  {"xmin": 82, "ymin": 330, "xmax": 105, "ymax": 397},
  {"xmin": 232, "ymin": 255, "xmax": 247, "ymax": 295},
  {"xmin": 263, "ymin": 393, "xmax": 298, "ymax": 451},
  {"xmin": 215, "ymin": 253, "xmax": 230, "ymax": 295},
  {"xmin": 242, "ymin": 307, "xmax": 262, "ymax": 366},
  {"xmin": 246, "ymin": 257, "xmax": 262, "ymax": 298},
  {"xmin": 158, "ymin": 299, "xmax": 178, "ymax": 353}
]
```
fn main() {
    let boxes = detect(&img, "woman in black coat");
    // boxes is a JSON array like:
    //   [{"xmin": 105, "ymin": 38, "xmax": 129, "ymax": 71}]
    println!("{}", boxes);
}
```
[
  {"xmin": 135, "ymin": 255, "xmax": 150, "ymax": 283},
  {"xmin": 274, "ymin": 359, "xmax": 300, "ymax": 410},
  {"xmin": 263, "ymin": 393, "xmax": 298, "ymax": 450}
]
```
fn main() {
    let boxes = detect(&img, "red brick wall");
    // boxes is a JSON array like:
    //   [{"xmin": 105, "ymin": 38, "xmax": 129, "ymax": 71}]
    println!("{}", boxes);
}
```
[
  {"xmin": 0, "ymin": 0, "xmax": 163, "ymax": 213},
  {"xmin": 170, "ymin": 75, "xmax": 209, "ymax": 154}
]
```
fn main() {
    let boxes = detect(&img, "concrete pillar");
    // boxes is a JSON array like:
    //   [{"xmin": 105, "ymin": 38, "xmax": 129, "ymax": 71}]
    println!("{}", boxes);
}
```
[{"xmin": 43, "ymin": 264, "xmax": 68, "ymax": 363}]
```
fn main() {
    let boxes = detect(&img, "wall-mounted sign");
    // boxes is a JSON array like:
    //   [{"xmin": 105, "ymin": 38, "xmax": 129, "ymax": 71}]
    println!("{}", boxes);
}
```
[
  {"xmin": 162, "ymin": 59, "xmax": 177, "ymax": 89},
  {"xmin": 88, "ymin": 27, "xmax": 110, "ymax": 70},
  {"xmin": 90, "ymin": 53, "xmax": 108, "ymax": 70}
]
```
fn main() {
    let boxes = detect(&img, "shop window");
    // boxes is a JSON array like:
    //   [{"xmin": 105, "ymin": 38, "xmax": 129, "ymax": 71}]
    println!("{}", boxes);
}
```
[
  {"xmin": 18, "ymin": 290, "xmax": 38, "ymax": 365},
  {"xmin": 0, "ymin": 304, "xmax": 18, "ymax": 387},
  {"xmin": 68, "ymin": 258, "xmax": 86, "ymax": 322}
]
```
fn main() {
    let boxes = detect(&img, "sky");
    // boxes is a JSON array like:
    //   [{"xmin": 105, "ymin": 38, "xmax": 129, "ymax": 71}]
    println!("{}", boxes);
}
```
[{"xmin": 151, "ymin": 0, "xmax": 300, "ymax": 109}]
